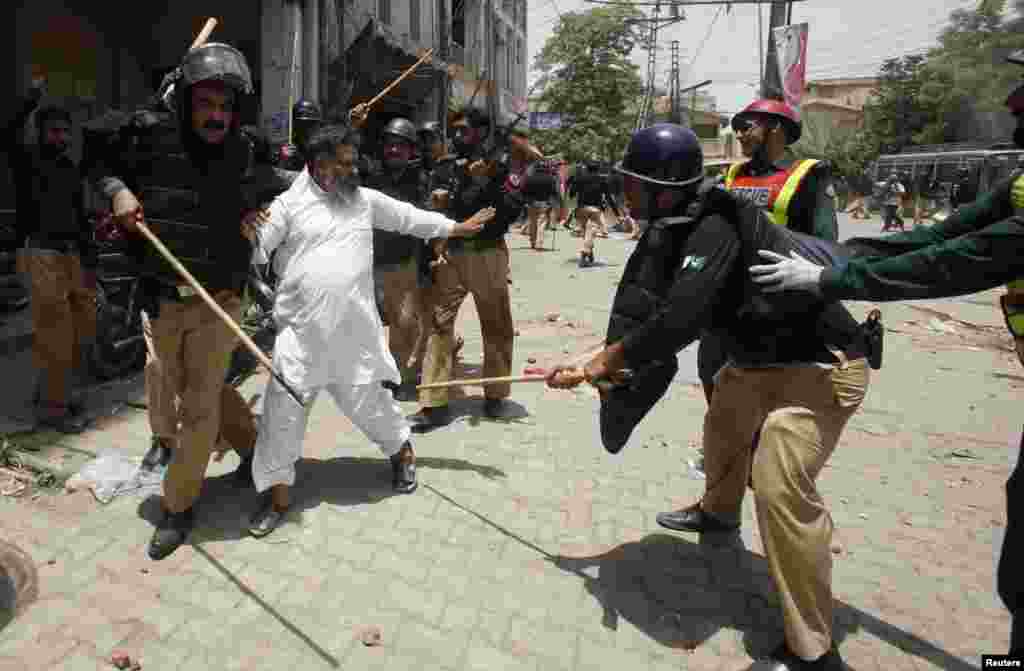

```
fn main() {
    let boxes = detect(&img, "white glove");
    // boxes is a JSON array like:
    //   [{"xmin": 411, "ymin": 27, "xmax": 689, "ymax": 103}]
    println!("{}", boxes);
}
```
[{"xmin": 749, "ymin": 250, "xmax": 825, "ymax": 295}]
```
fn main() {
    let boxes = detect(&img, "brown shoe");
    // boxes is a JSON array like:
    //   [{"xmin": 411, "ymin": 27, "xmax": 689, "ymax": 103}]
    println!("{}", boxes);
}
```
[{"xmin": 390, "ymin": 443, "xmax": 417, "ymax": 494}]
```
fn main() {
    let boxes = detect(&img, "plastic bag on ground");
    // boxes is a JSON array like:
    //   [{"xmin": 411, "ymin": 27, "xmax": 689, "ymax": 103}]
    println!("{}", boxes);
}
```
[{"xmin": 75, "ymin": 449, "xmax": 165, "ymax": 504}]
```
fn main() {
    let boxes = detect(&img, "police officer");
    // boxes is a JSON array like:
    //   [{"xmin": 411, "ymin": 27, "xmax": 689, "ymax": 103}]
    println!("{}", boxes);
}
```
[
  {"xmin": 700, "ymin": 98, "xmax": 839, "ymax": 403},
  {"xmin": 567, "ymin": 160, "xmax": 622, "ymax": 267},
  {"xmin": 417, "ymin": 120, "xmax": 446, "ymax": 173},
  {"xmin": 408, "ymin": 106, "xmax": 525, "ymax": 430},
  {"xmin": 364, "ymin": 117, "xmax": 432, "ymax": 401},
  {"xmin": 549, "ymin": 123, "xmax": 869, "ymax": 671},
  {"xmin": 4, "ymin": 75, "xmax": 96, "ymax": 433},
  {"xmin": 93, "ymin": 43, "xmax": 287, "ymax": 560},
  {"xmin": 750, "ymin": 48, "xmax": 1024, "ymax": 655},
  {"xmin": 277, "ymin": 99, "xmax": 323, "ymax": 170}
]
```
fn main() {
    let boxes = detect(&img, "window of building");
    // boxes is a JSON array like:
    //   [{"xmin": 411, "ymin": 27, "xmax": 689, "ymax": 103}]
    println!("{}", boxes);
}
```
[
  {"xmin": 506, "ymin": 28, "xmax": 513, "ymax": 89},
  {"xmin": 379, "ymin": 0, "xmax": 390, "ymax": 25},
  {"xmin": 516, "ymin": 38, "xmax": 522, "ymax": 65},
  {"xmin": 452, "ymin": 0, "xmax": 466, "ymax": 48},
  {"xmin": 410, "ymin": 0, "xmax": 420, "ymax": 40}
]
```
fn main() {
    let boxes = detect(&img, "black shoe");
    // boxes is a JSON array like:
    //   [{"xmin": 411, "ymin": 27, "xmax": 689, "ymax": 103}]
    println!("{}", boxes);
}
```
[
  {"xmin": 147, "ymin": 507, "xmax": 195, "ymax": 560},
  {"xmin": 767, "ymin": 641, "xmax": 846, "ymax": 671},
  {"xmin": 655, "ymin": 503, "xmax": 740, "ymax": 534},
  {"xmin": 482, "ymin": 398, "xmax": 505, "ymax": 419},
  {"xmin": 578, "ymin": 252, "xmax": 593, "ymax": 268},
  {"xmin": 233, "ymin": 451, "xmax": 255, "ymax": 487},
  {"xmin": 141, "ymin": 437, "xmax": 173, "ymax": 473},
  {"xmin": 390, "ymin": 443, "xmax": 417, "ymax": 494},
  {"xmin": 407, "ymin": 406, "xmax": 451, "ymax": 433}
]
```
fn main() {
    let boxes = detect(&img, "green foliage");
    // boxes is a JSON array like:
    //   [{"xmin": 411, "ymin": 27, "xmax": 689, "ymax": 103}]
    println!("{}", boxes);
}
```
[
  {"xmin": 855, "ymin": 0, "xmax": 1024, "ymax": 163},
  {"xmin": 530, "ymin": 5, "xmax": 646, "ymax": 163}
]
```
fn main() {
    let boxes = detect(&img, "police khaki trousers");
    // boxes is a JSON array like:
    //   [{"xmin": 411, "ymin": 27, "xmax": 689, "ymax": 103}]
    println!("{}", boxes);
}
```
[
  {"xmin": 578, "ymin": 206, "xmax": 603, "ymax": 253},
  {"xmin": 377, "ymin": 258, "xmax": 429, "ymax": 384},
  {"xmin": 700, "ymin": 360, "xmax": 869, "ymax": 660},
  {"xmin": 142, "ymin": 310, "xmax": 257, "ymax": 457},
  {"xmin": 525, "ymin": 205, "xmax": 550, "ymax": 249},
  {"xmin": 142, "ymin": 292, "xmax": 244, "ymax": 513},
  {"xmin": 17, "ymin": 248, "xmax": 97, "ymax": 407},
  {"xmin": 419, "ymin": 243, "xmax": 514, "ymax": 407}
]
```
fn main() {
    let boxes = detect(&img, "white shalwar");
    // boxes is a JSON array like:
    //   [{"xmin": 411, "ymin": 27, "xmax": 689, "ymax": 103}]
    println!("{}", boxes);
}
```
[{"xmin": 251, "ymin": 170, "xmax": 457, "ymax": 492}]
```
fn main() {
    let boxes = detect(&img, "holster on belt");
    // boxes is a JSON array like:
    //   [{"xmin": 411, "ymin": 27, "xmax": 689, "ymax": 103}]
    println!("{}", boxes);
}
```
[{"xmin": 861, "ymin": 308, "xmax": 884, "ymax": 370}]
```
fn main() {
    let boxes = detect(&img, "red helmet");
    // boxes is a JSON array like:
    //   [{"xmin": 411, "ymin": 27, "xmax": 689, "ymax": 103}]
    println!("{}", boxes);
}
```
[{"xmin": 731, "ymin": 98, "xmax": 802, "ymax": 145}]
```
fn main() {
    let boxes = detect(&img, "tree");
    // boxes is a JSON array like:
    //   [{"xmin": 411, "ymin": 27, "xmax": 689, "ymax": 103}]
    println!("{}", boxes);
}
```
[
  {"xmin": 529, "ymin": 5, "xmax": 646, "ymax": 163},
  {"xmin": 860, "ymin": 54, "xmax": 941, "ymax": 155},
  {"xmin": 917, "ymin": 0, "xmax": 1024, "ymax": 143}
]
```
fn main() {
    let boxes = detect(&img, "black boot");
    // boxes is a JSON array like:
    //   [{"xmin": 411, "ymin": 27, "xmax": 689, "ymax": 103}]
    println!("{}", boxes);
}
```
[
  {"xmin": 141, "ymin": 437, "xmax": 173, "ymax": 473},
  {"xmin": 390, "ymin": 442, "xmax": 418, "ymax": 494},
  {"xmin": 147, "ymin": 507, "xmax": 195, "ymax": 560},
  {"xmin": 767, "ymin": 641, "xmax": 846, "ymax": 671}
]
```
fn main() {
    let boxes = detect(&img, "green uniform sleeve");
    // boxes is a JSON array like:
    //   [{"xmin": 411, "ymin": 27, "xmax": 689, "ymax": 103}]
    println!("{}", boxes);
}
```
[
  {"xmin": 820, "ymin": 211, "xmax": 1024, "ymax": 301},
  {"xmin": 787, "ymin": 162, "xmax": 838, "ymax": 242}
]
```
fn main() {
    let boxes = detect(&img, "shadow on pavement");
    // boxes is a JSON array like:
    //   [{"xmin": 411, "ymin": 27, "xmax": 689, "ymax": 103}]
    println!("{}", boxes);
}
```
[
  {"xmin": 550, "ymin": 533, "xmax": 976, "ymax": 671},
  {"xmin": 137, "ymin": 455, "xmax": 508, "ymax": 542}
]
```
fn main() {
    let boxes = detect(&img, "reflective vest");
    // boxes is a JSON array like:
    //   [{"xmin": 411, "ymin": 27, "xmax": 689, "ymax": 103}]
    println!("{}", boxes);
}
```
[
  {"xmin": 724, "ymin": 159, "xmax": 819, "ymax": 228},
  {"xmin": 1007, "ymin": 173, "xmax": 1024, "ymax": 339}
]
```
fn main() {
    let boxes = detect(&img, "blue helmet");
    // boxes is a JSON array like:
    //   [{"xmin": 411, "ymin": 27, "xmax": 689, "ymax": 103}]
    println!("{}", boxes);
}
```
[{"xmin": 616, "ymin": 123, "xmax": 704, "ymax": 187}]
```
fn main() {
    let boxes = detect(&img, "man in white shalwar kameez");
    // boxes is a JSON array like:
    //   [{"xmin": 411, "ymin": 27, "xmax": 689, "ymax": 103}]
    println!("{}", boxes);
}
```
[{"xmin": 241, "ymin": 124, "xmax": 493, "ymax": 535}]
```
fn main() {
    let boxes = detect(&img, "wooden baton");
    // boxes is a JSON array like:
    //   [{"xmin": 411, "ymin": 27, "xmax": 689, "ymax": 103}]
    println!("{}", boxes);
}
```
[
  {"xmin": 351, "ymin": 48, "xmax": 435, "ymax": 119},
  {"xmin": 190, "ymin": 18, "xmax": 218, "ymax": 50},
  {"xmin": 135, "ymin": 221, "xmax": 305, "ymax": 407}
]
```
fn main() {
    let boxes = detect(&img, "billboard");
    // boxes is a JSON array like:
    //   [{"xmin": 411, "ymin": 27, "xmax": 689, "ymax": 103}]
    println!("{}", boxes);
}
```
[{"xmin": 772, "ymin": 23, "xmax": 809, "ymax": 110}]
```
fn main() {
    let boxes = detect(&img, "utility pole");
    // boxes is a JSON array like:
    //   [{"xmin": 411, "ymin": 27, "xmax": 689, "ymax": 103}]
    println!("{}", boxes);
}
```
[
  {"xmin": 669, "ymin": 40, "xmax": 678, "ymax": 124},
  {"xmin": 762, "ymin": 0, "xmax": 790, "ymax": 99}
]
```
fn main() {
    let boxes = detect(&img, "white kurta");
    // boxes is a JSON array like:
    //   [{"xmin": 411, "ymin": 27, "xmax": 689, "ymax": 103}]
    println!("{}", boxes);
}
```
[
  {"xmin": 251, "ymin": 170, "xmax": 459, "ymax": 492},
  {"xmin": 255, "ymin": 169, "xmax": 457, "ymax": 391}
]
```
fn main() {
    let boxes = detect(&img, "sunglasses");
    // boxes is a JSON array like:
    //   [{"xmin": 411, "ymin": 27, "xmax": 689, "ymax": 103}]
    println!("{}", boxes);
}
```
[{"xmin": 1001, "ymin": 293, "xmax": 1024, "ymax": 338}]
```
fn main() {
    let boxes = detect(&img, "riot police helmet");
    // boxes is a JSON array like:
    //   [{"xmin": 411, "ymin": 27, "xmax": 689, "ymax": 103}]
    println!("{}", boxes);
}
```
[
  {"xmin": 293, "ymin": 99, "xmax": 323, "ymax": 122},
  {"xmin": 418, "ymin": 121, "xmax": 442, "ymax": 139},
  {"xmin": 615, "ymin": 123, "xmax": 704, "ymax": 188},
  {"xmin": 179, "ymin": 43, "xmax": 253, "ymax": 95},
  {"xmin": 382, "ymin": 117, "xmax": 418, "ymax": 145}
]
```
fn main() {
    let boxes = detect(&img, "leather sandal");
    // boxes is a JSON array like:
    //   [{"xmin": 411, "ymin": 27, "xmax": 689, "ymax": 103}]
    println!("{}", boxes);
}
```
[{"xmin": 249, "ymin": 500, "xmax": 288, "ymax": 537}]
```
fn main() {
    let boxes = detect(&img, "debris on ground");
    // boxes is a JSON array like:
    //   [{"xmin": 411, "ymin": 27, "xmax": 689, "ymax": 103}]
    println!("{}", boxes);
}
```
[
  {"xmin": 357, "ymin": 626, "xmax": 383, "ymax": 646},
  {"xmin": 545, "ymin": 312, "xmax": 560, "ymax": 322},
  {"xmin": 109, "ymin": 651, "xmax": 141, "ymax": 670},
  {"xmin": 948, "ymin": 449, "xmax": 979, "ymax": 460}
]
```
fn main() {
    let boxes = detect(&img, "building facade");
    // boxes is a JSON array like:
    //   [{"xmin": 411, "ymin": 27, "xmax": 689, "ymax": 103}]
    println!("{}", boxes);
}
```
[
  {"xmin": 2, "ymin": 0, "xmax": 528, "ymax": 206},
  {"xmin": 801, "ymin": 76, "xmax": 878, "ymax": 130}
]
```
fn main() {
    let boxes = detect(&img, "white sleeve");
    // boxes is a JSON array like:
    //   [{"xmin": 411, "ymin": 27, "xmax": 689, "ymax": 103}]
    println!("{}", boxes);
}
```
[
  {"xmin": 252, "ymin": 195, "xmax": 289, "ymax": 265},
  {"xmin": 365, "ymin": 187, "xmax": 457, "ymax": 239}
]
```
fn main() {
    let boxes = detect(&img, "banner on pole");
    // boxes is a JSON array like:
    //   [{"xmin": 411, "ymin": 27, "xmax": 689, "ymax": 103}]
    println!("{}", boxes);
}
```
[{"xmin": 772, "ymin": 22, "xmax": 809, "ymax": 110}]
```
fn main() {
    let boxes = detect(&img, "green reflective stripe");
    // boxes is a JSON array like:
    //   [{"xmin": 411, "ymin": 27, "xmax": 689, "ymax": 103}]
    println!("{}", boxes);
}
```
[
  {"xmin": 1008, "ymin": 279, "xmax": 1024, "ymax": 291},
  {"xmin": 725, "ymin": 162, "xmax": 744, "ymax": 190},
  {"xmin": 772, "ymin": 159, "xmax": 819, "ymax": 229},
  {"xmin": 1011, "ymin": 174, "xmax": 1024, "ymax": 210},
  {"xmin": 1009, "ymin": 313, "xmax": 1024, "ymax": 337}
]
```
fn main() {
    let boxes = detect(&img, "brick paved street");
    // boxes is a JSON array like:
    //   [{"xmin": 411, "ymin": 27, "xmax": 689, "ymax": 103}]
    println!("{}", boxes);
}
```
[{"xmin": 0, "ymin": 215, "xmax": 1020, "ymax": 670}]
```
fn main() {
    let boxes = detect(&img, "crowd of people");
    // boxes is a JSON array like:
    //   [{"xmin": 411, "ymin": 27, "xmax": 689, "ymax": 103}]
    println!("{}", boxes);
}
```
[{"xmin": 4, "ymin": 33, "xmax": 1022, "ymax": 671}]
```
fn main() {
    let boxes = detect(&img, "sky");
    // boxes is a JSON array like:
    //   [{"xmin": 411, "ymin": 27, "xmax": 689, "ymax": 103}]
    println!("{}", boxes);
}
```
[{"xmin": 525, "ymin": 0, "xmax": 998, "ymax": 116}]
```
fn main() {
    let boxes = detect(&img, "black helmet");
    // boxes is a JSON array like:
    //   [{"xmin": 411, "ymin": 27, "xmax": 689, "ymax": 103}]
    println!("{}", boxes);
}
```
[
  {"xmin": 616, "ymin": 123, "xmax": 704, "ymax": 187},
  {"xmin": 382, "ymin": 117, "xmax": 417, "ymax": 145},
  {"xmin": 418, "ymin": 121, "xmax": 442, "ymax": 138},
  {"xmin": 293, "ymin": 99, "xmax": 322, "ymax": 122},
  {"xmin": 179, "ymin": 43, "xmax": 253, "ymax": 95}
]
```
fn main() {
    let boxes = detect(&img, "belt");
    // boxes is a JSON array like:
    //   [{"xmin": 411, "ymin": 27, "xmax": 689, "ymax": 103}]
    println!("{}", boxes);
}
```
[
  {"xmin": 450, "ymin": 237, "xmax": 502, "ymax": 253},
  {"xmin": 375, "ymin": 257, "xmax": 417, "ymax": 273}
]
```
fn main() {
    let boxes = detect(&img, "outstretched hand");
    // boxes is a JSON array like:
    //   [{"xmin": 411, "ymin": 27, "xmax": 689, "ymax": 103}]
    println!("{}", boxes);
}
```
[{"xmin": 749, "ymin": 250, "xmax": 826, "ymax": 295}]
